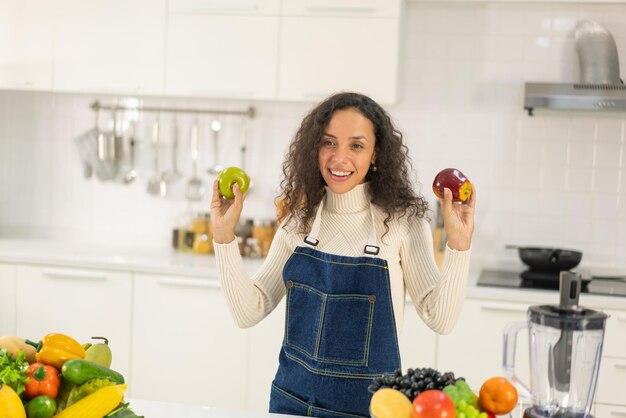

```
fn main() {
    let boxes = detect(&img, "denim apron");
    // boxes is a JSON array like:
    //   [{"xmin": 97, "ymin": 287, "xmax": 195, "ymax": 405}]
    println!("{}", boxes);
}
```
[{"xmin": 269, "ymin": 200, "xmax": 401, "ymax": 417}]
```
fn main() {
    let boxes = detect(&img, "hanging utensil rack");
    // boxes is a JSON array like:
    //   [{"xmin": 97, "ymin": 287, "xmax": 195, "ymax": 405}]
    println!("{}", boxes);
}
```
[{"xmin": 90, "ymin": 101, "xmax": 255, "ymax": 119}]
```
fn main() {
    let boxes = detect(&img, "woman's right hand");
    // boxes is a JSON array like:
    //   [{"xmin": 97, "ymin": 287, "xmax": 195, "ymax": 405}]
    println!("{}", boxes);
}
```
[{"xmin": 211, "ymin": 180, "xmax": 245, "ymax": 244}]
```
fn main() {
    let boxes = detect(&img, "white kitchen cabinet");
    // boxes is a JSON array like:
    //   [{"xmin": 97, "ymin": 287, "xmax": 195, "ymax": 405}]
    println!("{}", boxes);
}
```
[
  {"xmin": 52, "ymin": 0, "xmax": 165, "ymax": 95},
  {"xmin": 0, "ymin": 263, "xmax": 17, "ymax": 335},
  {"xmin": 169, "ymin": 0, "xmax": 280, "ymax": 15},
  {"xmin": 131, "ymin": 273, "xmax": 249, "ymax": 408},
  {"xmin": 165, "ymin": 14, "xmax": 279, "ymax": 100},
  {"xmin": 595, "ymin": 404, "xmax": 626, "ymax": 417},
  {"xmin": 399, "ymin": 304, "xmax": 438, "ymax": 370},
  {"xmin": 602, "ymin": 308, "xmax": 626, "ymax": 359},
  {"xmin": 281, "ymin": 0, "xmax": 400, "ymax": 18},
  {"xmin": 0, "ymin": 0, "xmax": 54, "ymax": 90},
  {"xmin": 277, "ymin": 16, "xmax": 400, "ymax": 104},
  {"xmin": 14, "ymin": 265, "xmax": 133, "ymax": 383},
  {"xmin": 247, "ymin": 300, "xmax": 284, "ymax": 411},
  {"xmin": 595, "ymin": 307, "xmax": 626, "ymax": 410},
  {"xmin": 437, "ymin": 299, "xmax": 531, "ymax": 391}
]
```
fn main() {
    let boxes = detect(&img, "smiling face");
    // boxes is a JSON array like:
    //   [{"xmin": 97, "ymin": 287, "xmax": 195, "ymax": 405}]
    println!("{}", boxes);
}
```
[{"xmin": 318, "ymin": 108, "xmax": 376, "ymax": 194}]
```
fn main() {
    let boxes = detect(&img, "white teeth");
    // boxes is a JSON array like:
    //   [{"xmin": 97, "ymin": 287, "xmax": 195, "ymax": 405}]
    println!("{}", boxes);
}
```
[{"xmin": 330, "ymin": 170, "xmax": 351, "ymax": 177}]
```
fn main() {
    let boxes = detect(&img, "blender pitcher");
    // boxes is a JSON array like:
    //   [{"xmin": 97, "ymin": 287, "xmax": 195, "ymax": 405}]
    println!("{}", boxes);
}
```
[{"xmin": 503, "ymin": 271, "xmax": 608, "ymax": 418}]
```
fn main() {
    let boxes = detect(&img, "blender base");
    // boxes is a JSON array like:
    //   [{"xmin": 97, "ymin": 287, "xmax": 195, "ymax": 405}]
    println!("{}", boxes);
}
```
[{"xmin": 524, "ymin": 408, "xmax": 592, "ymax": 418}]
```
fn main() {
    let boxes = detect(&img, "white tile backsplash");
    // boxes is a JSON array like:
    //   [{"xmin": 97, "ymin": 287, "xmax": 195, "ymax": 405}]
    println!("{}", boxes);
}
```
[{"xmin": 1, "ymin": 2, "xmax": 626, "ymax": 267}]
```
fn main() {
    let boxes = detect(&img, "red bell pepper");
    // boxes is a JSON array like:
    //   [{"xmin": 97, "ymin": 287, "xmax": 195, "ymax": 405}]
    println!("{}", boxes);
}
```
[{"xmin": 24, "ymin": 362, "xmax": 60, "ymax": 399}]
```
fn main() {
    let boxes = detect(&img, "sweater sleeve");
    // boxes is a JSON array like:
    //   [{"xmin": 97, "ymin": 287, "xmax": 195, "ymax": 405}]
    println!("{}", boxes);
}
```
[
  {"xmin": 400, "ymin": 217, "xmax": 471, "ymax": 335},
  {"xmin": 213, "ymin": 224, "xmax": 292, "ymax": 328}
]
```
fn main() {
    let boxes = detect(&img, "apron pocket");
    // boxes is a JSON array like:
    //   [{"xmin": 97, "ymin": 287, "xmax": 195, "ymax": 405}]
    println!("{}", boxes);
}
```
[{"xmin": 285, "ymin": 281, "xmax": 375, "ymax": 367}]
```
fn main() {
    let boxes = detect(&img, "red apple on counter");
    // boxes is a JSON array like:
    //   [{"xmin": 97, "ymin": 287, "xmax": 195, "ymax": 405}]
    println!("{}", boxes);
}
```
[
  {"xmin": 218, "ymin": 166, "xmax": 250, "ymax": 199},
  {"xmin": 432, "ymin": 168, "xmax": 472, "ymax": 203}
]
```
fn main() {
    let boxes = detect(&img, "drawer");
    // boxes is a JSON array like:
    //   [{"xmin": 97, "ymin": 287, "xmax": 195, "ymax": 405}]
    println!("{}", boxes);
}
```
[
  {"xmin": 595, "ymin": 403, "xmax": 626, "ymax": 417},
  {"xmin": 603, "ymin": 308, "xmax": 626, "ymax": 358},
  {"xmin": 596, "ymin": 357, "xmax": 626, "ymax": 405}
]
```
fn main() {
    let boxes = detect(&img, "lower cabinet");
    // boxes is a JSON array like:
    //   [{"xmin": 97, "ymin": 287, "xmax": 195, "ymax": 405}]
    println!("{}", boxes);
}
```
[
  {"xmin": 399, "ymin": 305, "xmax": 437, "ymax": 371},
  {"xmin": 0, "ymin": 263, "xmax": 17, "ymax": 335},
  {"xmin": 130, "ymin": 273, "xmax": 248, "ymax": 408},
  {"xmin": 595, "ymin": 403, "xmax": 626, "ymax": 417},
  {"xmin": 595, "ymin": 307, "xmax": 626, "ymax": 412},
  {"xmin": 246, "ymin": 300, "xmax": 285, "ymax": 411},
  {"xmin": 437, "ymin": 298, "xmax": 530, "ymax": 391},
  {"xmin": 14, "ymin": 265, "xmax": 133, "ymax": 382}
]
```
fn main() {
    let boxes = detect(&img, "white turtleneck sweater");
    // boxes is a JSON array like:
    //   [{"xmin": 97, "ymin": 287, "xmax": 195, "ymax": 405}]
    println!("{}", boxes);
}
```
[{"xmin": 214, "ymin": 183, "xmax": 471, "ymax": 336}]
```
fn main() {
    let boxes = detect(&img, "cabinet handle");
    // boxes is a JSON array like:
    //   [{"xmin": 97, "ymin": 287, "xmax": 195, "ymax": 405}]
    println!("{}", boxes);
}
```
[
  {"xmin": 185, "ymin": 89, "xmax": 255, "ymax": 97},
  {"xmin": 43, "ymin": 269, "xmax": 108, "ymax": 282},
  {"xmin": 480, "ymin": 304, "xmax": 528, "ymax": 314},
  {"xmin": 188, "ymin": 4, "xmax": 260, "ymax": 12},
  {"xmin": 609, "ymin": 411, "xmax": 626, "ymax": 417},
  {"xmin": 617, "ymin": 315, "xmax": 626, "ymax": 322},
  {"xmin": 2, "ymin": 80, "xmax": 34, "ymax": 88},
  {"xmin": 614, "ymin": 363, "xmax": 626, "ymax": 370},
  {"xmin": 305, "ymin": 7, "xmax": 375, "ymax": 14},
  {"xmin": 158, "ymin": 278, "xmax": 220, "ymax": 289}
]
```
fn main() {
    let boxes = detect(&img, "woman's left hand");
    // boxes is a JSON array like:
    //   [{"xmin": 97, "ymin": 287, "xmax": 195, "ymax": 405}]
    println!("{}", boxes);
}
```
[{"xmin": 439, "ymin": 184, "xmax": 476, "ymax": 251}]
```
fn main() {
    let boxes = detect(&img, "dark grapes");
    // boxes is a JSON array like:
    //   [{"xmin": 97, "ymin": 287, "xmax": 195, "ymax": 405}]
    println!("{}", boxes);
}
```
[{"xmin": 367, "ymin": 367, "xmax": 459, "ymax": 401}]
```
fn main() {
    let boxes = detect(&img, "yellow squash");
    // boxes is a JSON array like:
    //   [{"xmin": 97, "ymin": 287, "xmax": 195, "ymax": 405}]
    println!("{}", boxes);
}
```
[
  {"xmin": 53, "ymin": 383, "xmax": 127, "ymax": 418},
  {"xmin": 0, "ymin": 383, "xmax": 27, "ymax": 418}
]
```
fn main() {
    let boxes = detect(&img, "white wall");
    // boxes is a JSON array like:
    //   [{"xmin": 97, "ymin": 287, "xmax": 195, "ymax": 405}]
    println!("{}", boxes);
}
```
[{"xmin": 1, "ymin": 2, "xmax": 625, "ymax": 267}]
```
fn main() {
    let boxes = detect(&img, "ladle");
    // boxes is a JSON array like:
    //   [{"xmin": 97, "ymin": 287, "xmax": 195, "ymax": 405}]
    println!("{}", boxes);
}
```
[
  {"xmin": 123, "ymin": 121, "xmax": 138, "ymax": 184},
  {"xmin": 147, "ymin": 120, "xmax": 167, "ymax": 196},
  {"xmin": 162, "ymin": 116, "xmax": 183, "ymax": 183},
  {"xmin": 207, "ymin": 119, "xmax": 224, "ymax": 175},
  {"xmin": 186, "ymin": 122, "xmax": 205, "ymax": 201}
]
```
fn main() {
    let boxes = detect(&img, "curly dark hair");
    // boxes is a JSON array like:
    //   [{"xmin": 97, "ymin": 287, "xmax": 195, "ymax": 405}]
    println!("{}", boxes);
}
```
[{"xmin": 279, "ymin": 92, "xmax": 429, "ymax": 238}]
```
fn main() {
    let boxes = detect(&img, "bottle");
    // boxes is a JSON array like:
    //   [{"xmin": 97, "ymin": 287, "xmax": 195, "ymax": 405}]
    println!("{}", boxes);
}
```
[{"xmin": 192, "ymin": 212, "xmax": 212, "ymax": 254}]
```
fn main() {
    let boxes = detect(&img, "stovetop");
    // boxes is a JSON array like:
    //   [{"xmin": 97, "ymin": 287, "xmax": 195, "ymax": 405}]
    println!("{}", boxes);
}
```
[{"xmin": 477, "ymin": 269, "xmax": 626, "ymax": 297}]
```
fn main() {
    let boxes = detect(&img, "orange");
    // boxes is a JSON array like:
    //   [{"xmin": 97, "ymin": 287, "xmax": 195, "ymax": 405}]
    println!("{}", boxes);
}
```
[{"xmin": 479, "ymin": 376, "xmax": 518, "ymax": 415}]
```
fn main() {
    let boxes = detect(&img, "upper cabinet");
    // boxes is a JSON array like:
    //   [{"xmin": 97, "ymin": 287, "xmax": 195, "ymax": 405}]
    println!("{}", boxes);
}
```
[
  {"xmin": 0, "ymin": 0, "xmax": 54, "ymax": 90},
  {"xmin": 52, "ymin": 0, "xmax": 165, "ymax": 95},
  {"xmin": 165, "ymin": 13, "xmax": 279, "ymax": 100},
  {"xmin": 278, "ymin": 0, "xmax": 401, "ymax": 104},
  {"xmin": 1, "ymin": 0, "xmax": 401, "ymax": 103}
]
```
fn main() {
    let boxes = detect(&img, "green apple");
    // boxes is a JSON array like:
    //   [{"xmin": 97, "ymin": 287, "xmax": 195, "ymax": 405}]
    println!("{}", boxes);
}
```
[{"xmin": 218, "ymin": 166, "xmax": 250, "ymax": 199}]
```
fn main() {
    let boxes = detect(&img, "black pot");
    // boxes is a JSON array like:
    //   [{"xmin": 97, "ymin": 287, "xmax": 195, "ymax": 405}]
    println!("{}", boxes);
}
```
[{"xmin": 507, "ymin": 246, "xmax": 583, "ymax": 272}]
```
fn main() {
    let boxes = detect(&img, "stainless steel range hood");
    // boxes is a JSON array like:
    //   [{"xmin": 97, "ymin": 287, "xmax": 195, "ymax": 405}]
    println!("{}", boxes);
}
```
[
  {"xmin": 524, "ymin": 82, "xmax": 626, "ymax": 116},
  {"xmin": 524, "ymin": 20, "xmax": 626, "ymax": 116}
]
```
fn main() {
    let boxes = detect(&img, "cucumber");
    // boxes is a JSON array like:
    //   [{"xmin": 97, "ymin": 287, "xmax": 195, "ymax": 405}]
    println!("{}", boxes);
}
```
[{"xmin": 61, "ymin": 359, "xmax": 125, "ymax": 385}]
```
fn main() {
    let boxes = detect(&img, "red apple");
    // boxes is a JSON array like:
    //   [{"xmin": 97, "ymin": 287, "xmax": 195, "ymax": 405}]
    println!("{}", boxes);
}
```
[
  {"xmin": 218, "ymin": 166, "xmax": 250, "ymax": 199},
  {"xmin": 432, "ymin": 168, "xmax": 472, "ymax": 202}
]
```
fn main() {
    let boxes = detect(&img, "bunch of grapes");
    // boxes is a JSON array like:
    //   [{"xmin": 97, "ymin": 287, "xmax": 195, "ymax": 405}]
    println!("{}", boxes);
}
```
[{"xmin": 368, "ymin": 367, "xmax": 460, "ymax": 401}]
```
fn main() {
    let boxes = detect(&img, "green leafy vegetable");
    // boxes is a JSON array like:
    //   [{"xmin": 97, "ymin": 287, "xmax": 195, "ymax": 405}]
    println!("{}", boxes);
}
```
[
  {"xmin": 66, "ymin": 378, "xmax": 115, "ymax": 407},
  {"xmin": 0, "ymin": 347, "xmax": 30, "ymax": 395},
  {"xmin": 106, "ymin": 402, "xmax": 145, "ymax": 418}
]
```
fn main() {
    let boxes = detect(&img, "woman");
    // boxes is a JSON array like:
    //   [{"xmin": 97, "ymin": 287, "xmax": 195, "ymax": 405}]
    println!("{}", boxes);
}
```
[{"xmin": 211, "ymin": 92, "xmax": 476, "ymax": 417}]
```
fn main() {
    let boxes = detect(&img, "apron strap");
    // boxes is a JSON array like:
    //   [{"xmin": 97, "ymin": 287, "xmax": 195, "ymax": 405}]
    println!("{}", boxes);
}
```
[
  {"xmin": 304, "ymin": 196, "xmax": 380, "ymax": 256},
  {"xmin": 364, "ymin": 204, "xmax": 380, "ymax": 256}
]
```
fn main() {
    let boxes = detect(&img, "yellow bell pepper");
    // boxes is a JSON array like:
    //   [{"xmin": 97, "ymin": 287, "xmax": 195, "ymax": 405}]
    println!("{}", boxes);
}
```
[{"xmin": 26, "ymin": 333, "xmax": 85, "ymax": 371}]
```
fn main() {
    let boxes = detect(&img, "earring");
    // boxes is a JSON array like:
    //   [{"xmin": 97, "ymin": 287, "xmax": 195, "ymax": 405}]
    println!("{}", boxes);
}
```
[{"xmin": 370, "ymin": 164, "xmax": 377, "ymax": 172}]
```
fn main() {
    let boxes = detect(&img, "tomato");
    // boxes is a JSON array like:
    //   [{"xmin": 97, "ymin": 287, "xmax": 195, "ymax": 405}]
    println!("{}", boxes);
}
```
[
  {"xmin": 478, "ymin": 377, "xmax": 518, "ymax": 415},
  {"xmin": 411, "ymin": 390, "xmax": 456, "ymax": 418}
]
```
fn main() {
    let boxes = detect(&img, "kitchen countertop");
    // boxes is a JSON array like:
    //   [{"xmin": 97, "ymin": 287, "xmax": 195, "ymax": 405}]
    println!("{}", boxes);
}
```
[
  {"xmin": 0, "ymin": 238, "xmax": 624, "ymax": 310},
  {"xmin": 0, "ymin": 238, "xmax": 265, "ymax": 277},
  {"xmin": 127, "ymin": 399, "xmax": 302, "ymax": 418}
]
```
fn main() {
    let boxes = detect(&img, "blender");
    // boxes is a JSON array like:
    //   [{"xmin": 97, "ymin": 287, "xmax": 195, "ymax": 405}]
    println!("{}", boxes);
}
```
[{"xmin": 503, "ymin": 271, "xmax": 608, "ymax": 418}]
